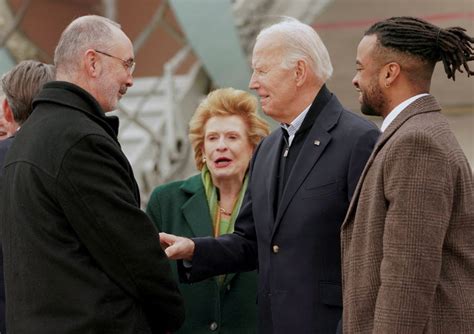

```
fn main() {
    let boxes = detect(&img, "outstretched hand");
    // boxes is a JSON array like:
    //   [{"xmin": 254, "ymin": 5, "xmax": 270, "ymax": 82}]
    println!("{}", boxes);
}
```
[{"xmin": 159, "ymin": 232, "xmax": 195, "ymax": 260}]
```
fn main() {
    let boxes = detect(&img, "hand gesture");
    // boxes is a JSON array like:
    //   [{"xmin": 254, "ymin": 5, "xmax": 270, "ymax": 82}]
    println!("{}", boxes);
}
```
[{"xmin": 159, "ymin": 232, "xmax": 195, "ymax": 260}]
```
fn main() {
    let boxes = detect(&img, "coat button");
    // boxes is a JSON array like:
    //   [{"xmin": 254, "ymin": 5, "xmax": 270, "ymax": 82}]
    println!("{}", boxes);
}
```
[
  {"xmin": 209, "ymin": 321, "xmax": 218, "ymax": 331},
  {"xmin": 272, "ymin": 245, "xmax": 280, "ymax": 253}
]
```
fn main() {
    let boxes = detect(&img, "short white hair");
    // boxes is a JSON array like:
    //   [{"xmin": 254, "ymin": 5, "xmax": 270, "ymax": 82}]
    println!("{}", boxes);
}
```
[
  {"xmin": 256, "ymin": 17, "xmax": 333, "ymax": 82},
  {"xmin": 54, "ymin": 15, "xmax": 121, "ymax": 75}
]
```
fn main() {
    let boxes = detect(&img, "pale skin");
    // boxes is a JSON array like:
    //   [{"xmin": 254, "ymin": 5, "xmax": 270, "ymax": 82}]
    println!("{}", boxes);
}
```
[
  {"xmin": 0, "ymin": 98, "xmax": 19, "ymax": 139},
  {"xmin": 161, "ymin": 115, "xmax": 254, "ymax": 259},
  {"xmin": 56, "ymin": 24, "xmax": 134, "ymax": 113},
  {"xmin": 0, "ymin": 106, "xmax": 10, "ymax": 140},
  {"xmin": 248, "ymin": 34, "xmax": 323, "ymax": 124},
  {"xmin": 160, "ymin": 31, "xmax": 325, "ymax": 260},
  {"xmin": 204, "ymin": 115, "xmax": 253, "ymax": 214}
]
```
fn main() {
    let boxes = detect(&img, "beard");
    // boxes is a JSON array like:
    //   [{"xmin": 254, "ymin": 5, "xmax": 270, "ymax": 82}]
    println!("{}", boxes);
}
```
[
  {"xmin": 360, "ymin": 82, "xmax": 387, "ymax": 117},
  {"xmin": 96, "ymin": 75, "xmax": 120, "ymax": 112}
]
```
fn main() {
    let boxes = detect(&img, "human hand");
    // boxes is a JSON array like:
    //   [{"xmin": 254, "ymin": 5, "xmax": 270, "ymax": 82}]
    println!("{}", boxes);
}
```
[{"xmin": 159, "ymin": 232, "xmax": 195, "ymax": 261}]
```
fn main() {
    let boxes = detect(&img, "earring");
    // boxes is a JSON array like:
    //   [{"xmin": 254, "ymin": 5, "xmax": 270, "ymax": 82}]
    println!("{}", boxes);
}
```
[
  {"xmin": 202, "ymin": 156, "xmax": 206, "ymax": 163},
  {"xmin": 385, "ymin": 82, "xmax": 390, "ymax": 88}
]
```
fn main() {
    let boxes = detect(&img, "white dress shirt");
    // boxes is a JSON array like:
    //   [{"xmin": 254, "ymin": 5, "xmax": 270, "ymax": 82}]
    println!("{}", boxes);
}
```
[
  {"xmin": 381, "ymin": 93, "xmax": 429, "ymax": 132},
  {"xmin": 280, "ymin": 103, "xmax": 311, "ymax": 146}
]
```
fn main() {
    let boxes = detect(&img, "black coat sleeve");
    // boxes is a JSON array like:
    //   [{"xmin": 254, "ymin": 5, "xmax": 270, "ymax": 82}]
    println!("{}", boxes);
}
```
[{"xmin": 179, "ymin": 144, "xmax": 262, "ymax": 283}]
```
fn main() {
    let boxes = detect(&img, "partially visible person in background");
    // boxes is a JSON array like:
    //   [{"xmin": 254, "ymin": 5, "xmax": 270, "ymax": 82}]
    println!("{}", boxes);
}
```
[
  {"xmin": 0, "ymin": 60, "xmax": 55, "ymax": 174},
  {"xmin": 0, "ymin": 92, "xmax": 15, "ymax": 141},
  {"xmin": 147, "ymin": 87, "xmax": 269, "ymax": 333},
  {"xmin": 342, "ymin": 16, "xmax": 474, "ymax": 333},
  {"xmin": 0, "ymin": 60, "xmax": 54, "ymax": 334}
]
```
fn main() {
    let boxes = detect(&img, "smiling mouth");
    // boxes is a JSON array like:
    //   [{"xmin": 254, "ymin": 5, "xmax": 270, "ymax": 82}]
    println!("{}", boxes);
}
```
[{"xmin": 259, "ymin": 95, "xmax": 270, "ymax": 104}]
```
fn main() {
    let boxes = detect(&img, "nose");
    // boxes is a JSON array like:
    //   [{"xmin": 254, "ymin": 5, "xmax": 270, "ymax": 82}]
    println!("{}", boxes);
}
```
[
  {"xmin": 126, "ymin": 74, "xmax": 133, "ymax": 87},
  {"xmin": 352, "ymin": 74, "xmax": 359, "ymax": 89},
  {"xmin": 249, "ymin": 71, "xmax": 259, "ymax": 90},
  {"xmin": 216, "ymin": 137, "xmax": 228, "ymax": 151}
]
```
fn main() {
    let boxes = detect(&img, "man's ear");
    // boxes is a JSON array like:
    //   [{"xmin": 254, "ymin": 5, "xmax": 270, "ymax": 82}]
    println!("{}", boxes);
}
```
[
  {"xmin": 381, "ymin": 62, "xmax": 401, "ymax": 88},
  {"xmin": 84, "ymin": 49, "xmax": 100, "ymax": 78},
  {"xmin": 295, "ymin": 59, "xmax": 308, "ymax": 87},
  {"xmin": 3, "ymin": 98, "xmax": 14, "ymax": 123}
]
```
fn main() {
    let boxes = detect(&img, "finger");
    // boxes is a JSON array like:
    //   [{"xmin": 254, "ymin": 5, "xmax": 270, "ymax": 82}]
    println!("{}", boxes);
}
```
[
  {"xmin": 165, "ymin": 244, "xmax": 178, "ymax": 259},
  {"xmin": 159, "ymin": 232, "xmax": 175, "ymax": 245}
]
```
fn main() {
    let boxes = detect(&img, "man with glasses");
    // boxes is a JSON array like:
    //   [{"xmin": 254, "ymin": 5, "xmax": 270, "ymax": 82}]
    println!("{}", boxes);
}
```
[
  {"xmin": 94, "ymin": 49, "xmax": 136, "ymax": 75},
  {"xmin": 0, "ymin": 15, "xmax": 184, "ymax": 334}
]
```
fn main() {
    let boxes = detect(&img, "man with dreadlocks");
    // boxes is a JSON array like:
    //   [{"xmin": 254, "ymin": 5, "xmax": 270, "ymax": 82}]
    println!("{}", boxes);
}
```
[{"xmin": 341, "ymin": 16, "xmax": 474, "ymax": 333}]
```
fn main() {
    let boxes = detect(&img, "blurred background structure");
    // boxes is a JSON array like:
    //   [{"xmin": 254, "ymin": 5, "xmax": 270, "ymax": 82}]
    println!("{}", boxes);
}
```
[{"xmin": 0, "ymin": 0, "xmax": 472, "ymax": 205}]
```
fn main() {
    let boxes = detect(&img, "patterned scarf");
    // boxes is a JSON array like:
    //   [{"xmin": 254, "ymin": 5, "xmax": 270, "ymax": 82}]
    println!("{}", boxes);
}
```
[{"xmin": 201, "ymin": 164, "xmax": 249, "ymax": 236}]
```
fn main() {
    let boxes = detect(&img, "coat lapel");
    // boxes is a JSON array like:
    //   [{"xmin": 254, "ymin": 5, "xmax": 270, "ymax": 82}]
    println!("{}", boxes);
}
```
[
  {"xmin": 272, "ymin": 97, "xmax": 342, "ymax": 235},
  {"xmin": 180, "ymin": 175, "xmax": 239, "ymax": 285},
  {"xmin": 342, "ymin": 95, "xmax": 441, "ymax": 228},
  {"xmin": 264, "ymin": 132, "xmax": 284, "ymax": 230},
  {"xmin": 180, "ymin": 176, "xmax": 213, "ymax": 238}
]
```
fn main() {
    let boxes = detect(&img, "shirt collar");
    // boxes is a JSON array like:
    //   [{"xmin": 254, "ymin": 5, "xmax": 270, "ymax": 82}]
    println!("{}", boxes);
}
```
[
  {"xmin": 381, "ymin": 93, "xmax": 429, "ymax": 132},
  {"xmin": 280, "ymin": 103, "xmax": 312, "ymax": 146}
]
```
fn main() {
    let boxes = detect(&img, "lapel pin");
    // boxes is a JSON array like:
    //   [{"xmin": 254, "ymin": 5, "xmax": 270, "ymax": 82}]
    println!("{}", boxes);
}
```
[{"xmin": 313, "ymin": 140, "xmax": 321, "ymax": 146}]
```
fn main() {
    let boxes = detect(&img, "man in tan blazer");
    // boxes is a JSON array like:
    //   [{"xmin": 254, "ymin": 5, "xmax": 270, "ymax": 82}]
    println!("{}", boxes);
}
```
[{"xmin": 341, "ymin": 16, "xmax": 474, "ymax": 333}]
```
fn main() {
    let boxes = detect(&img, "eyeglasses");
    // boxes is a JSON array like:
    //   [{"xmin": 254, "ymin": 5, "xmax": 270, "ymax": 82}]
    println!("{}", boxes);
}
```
[{"xmin": 94, "ymin": 49, "xmax": 136, "ymax": 74}]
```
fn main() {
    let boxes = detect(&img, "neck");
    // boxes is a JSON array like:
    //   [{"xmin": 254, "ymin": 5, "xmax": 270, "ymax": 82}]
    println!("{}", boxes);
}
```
[
  {"xmin": 284, "ymin": 83, "xmax": 321, "ymax": 124},
  {"xmin": 383, "ymin": 91, "xmax": 427, "ymax": 119},
  {"xmin": 213, "ymin": 175, "xmax": 244, "ymax": 213},
  {"xmin": 383, "ymin": 78, "xmax": 429, "ymax": 118}
]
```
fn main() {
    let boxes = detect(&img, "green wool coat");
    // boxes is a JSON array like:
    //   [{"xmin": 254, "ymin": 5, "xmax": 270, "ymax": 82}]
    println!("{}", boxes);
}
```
[{"xmin": 147, "ymin": 174, "xmax": 257, "ymax": 334}]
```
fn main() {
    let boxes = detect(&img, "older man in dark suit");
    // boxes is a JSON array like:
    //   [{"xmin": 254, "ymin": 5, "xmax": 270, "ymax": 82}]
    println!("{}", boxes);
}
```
[
  {"xmin": 0, "ymin": 61, "xmax": 55, "ymax": 174},
  {"xmin": 0, "ymin": 15, "xmax": 184, "ymax": 334},
  {"xmin": 161, "ymin": 17, "xmax": 380, "ymax": 334},
  {"xmin": 342, "ymin": 17, "xmax": 474, "ymax": 333}
]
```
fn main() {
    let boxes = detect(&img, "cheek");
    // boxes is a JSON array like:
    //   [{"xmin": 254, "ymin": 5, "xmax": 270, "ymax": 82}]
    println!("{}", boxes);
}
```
[
  {"xmin": 203, "ymin": 142, "xmax": 215, "ymax": 157},
  {"xmin": 238, "ymin": 145, "xmax": 254, "ymax": 163}
]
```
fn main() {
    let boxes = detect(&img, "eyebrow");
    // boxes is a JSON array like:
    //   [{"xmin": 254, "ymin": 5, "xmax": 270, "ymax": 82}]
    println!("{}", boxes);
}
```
[{"xmin": 206, "ymin": 130, "xmax": 242, "ymax": 135}]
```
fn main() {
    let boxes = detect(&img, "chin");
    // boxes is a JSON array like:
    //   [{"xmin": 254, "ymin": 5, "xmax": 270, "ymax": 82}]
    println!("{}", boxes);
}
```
[{"xmin": 360, "ymin": 101, "xmax": 381, "ymax": 117}]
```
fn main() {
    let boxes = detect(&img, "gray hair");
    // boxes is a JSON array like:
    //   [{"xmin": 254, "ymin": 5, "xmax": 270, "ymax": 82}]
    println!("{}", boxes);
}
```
[
  {"xmin": 256, "ymin": 17, "xmax": 333, "ymax": 81},
  {"xmin": 54, "ymin": 15, "xmax": 120, "ymax": 74},
  {"xmin": 1, "ymin": 60, "xmax": 55, "ymax": 125}
]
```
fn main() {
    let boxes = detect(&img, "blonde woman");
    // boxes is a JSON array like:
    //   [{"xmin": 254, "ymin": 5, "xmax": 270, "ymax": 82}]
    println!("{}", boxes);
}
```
[{"xmin": 147, "ymin": 87, "xmax": 269, "ymax": 333}]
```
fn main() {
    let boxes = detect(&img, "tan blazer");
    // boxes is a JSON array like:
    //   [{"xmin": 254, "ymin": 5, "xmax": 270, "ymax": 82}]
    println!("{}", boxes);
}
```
[{"xmin": 341, "ymin": 95, "xmax": 474, "ymax": 333}]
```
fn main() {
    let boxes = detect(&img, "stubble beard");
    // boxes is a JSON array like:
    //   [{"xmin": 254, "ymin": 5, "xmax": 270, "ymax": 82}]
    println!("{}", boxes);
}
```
[{"xmin": 360, "ymin": 82, "xmax": 386, "ymax": 117}]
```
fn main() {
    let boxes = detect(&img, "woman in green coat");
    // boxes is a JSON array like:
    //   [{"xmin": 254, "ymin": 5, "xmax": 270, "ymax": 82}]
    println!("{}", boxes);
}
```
[{"xmin": 147, "ymin": 88, "xmax": 269, "ymax": 333}]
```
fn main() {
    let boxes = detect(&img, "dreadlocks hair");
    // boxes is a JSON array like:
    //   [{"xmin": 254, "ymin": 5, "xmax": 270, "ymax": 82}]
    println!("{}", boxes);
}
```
[{"xmin": 365, "ymin": 16, "xmax": 474, "ymax": 81}]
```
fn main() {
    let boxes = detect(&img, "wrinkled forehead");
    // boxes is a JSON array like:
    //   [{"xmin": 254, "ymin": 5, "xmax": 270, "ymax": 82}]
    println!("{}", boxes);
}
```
[{"xmin": 252, "ymin": 37, "xmax": 284, "ymax": 66}]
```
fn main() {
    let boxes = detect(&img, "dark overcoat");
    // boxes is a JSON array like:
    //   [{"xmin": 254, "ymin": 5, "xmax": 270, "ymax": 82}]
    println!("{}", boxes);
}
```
[
  {"xmin": 184, "ymin": 88, "xmax": 380, "ymax": 333},
  {"xmin": 0, "ymin": 81, "xmax": 184, "ymax": 334},
  {"xmin": 0, "ymin": 135, "xmax": 13, "ymax": 333}
]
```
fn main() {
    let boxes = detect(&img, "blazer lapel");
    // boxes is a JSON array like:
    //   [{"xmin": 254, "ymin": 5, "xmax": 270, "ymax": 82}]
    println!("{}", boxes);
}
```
[
  {"xmin": 273, "ymin": 98, "xmax": 341, "ymax": 235},
  {"xmin": 342, "ymin": 95, "xmax": 441, "ymax": 228},
  {"xmin": 180, "ymin": 177, "xmax": 213, "ymax": 237},
  {"xmin": 253, "ymin": 131, "xmax": 284, "ymax": 233}
]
